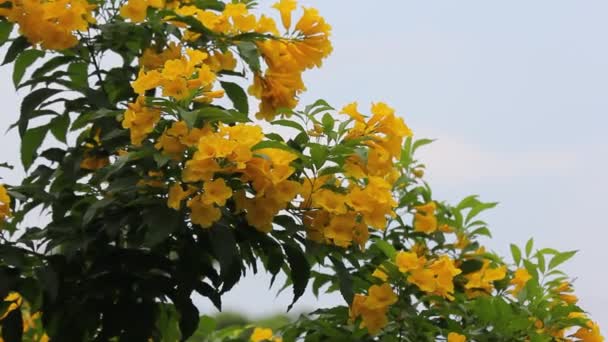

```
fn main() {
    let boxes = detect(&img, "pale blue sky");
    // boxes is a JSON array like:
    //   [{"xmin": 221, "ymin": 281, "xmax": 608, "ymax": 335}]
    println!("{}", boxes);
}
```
[{"xmin": 1, "ymin": 0, "xmax": 607, "ymax": 330}]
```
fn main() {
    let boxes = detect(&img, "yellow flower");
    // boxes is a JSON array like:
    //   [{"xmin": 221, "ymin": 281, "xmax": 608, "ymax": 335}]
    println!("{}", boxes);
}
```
[
  {"xmin": 465, "ymin": 260, "xmax": 507, "ymax": 294},
  {"xmin": 120, "ymin": 0, "xmax": 149, "ymax": 22},
  {"xmin": 364, "ymin": 283, "xmax": 397, "ymax": 310},
  {"xmin": 202, "ymin": 179, "xmax": 232, "ymax": 206},
  {"xmin": 395, "ymin": 251, "xmax": 426, "ymax": 273},
  {"xmin": 132, "ymin": 69, "xmax": 162, "ymax": 95},
  {"xmin": 341, "ymin": 102, "xmax": 366, "ymax": 123},
  {"xmin": 0, "ymin": 292, "xmax": 22, "ymax": 320},
  {"xmin": 408, "ymin": 268, "xmax": 436, "ymax": 293},
  {"xmin": 573, "ymin": 320, "xmax": 604, "ymax": 342},
  {"xmin": 122, "ymin": 96, "xmax": 161, "ymax": 146},
  {"xmin": 0, "ymin": 184, "xmax": 11, "ymax": 220},
  {"xmin": 272, "ymin": 0, "xmax": 297, "ymax": 30},
  {"xmin": 167, "ymin": 183, "xmax": 194, "ymax": 210},
  {"xmin": 447, "ymin": 332, "xmax": 466, "ymax": 342},
  {"xmin": 313, "ymin": 189, "xmax": 347, "ymax": 214},
  {"xmin": 510, "ymin": 268, "xmax": 532, "ymax": 295},
  {"xmin": 428, "ymin": 256, "xmax": 462, "ymax": 300},
  {"xmin": 414, "ymin": 202, "xmax": 438, "ymax": 234},
  {"xmin": 324, "ymin": 213, "xmax": 356, "ymax": 248},
  {"xmin": 372, "ymin": 267, "xmax": 388, "ymax": 282},
  {"xmin": 349, "ymin": 294, "xmax": 389, "ymax": 335},
  {"xmin": 188, "ymin": 195, "xmax": 221, "ymax": 228},
  {"xmin": 250, "ymin": 327, "xmax": 273, "ymax": 342}
]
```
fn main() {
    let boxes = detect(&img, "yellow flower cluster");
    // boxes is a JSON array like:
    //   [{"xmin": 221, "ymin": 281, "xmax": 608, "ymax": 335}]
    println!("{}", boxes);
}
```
[
  {"xmin": 0, "ymin": 0, "xmax": 96, "ymax": 50},
  {"xmin": 131, "ymin": 48, "xmax": 220, "ymax": 102},
  {"xmin": 396, "ymin": 252, "xmax": 462, "ymax": 300},
  {"xmin": 0, "ymin": 184, "xmax": 11, "ymax": 221},
  {"xmin": 349, "ymin": 283, "xmax": 398, "ymax": 334},
  {"xmin": 464, "ymin": 260, "xmax": 507, "ymax": 297},
  {"xmin": 120, "ymin": 0, "xmax": 167, "ymax": 23},
  {"xmin": 250, "ymin": 327, "xmax": 282, "ymax": 342},
  {"xmin": 302, "ymin": 103, "xmax": 412, "ymax": 249},
  {"xmin": 164, "ymin": 122, "xmax": 300, "ymax": 232},
  {"xmin": 250, "ymin": 2, "xmax": 333, "ymax": 120},
  {"xmin": 122, "ymin": 96, "xmax": 162, "ymax": 146}
]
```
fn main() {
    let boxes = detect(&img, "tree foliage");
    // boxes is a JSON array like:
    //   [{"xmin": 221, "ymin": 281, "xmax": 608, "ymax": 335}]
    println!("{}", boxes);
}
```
[{"xmin": 0, "ymin": 0, "xmax": 603, "ymax": 341}]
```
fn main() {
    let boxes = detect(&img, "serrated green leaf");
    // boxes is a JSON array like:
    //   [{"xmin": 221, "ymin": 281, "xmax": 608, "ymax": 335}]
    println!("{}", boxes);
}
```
[
  {"xmin": 13, "ymin": 49, "xmax": 44, "ymax": 86},
  {"xmin": 220, "ymin": 81, "xmax": 248, "ymax": 114},
  {"xmin": 284, "ymin": 242, "xmax": 310, "ymax": 311},
  {"xmin": 548, "ymin": 250, "xmax": 577, "ymax": 270},
  {"xmin": 236, "ymin": 41, "xmax": 261, "ymax": 72},
  {"xmin": 373, "ymin": 239, "xmax": 397, "ymax": 259},
  {"xmin": 2, "ymin": 36, "xmax": 30, "ymax": 65},
  {"xmin": 21, "ymin": 125, "xmax": 48, "ymax": 170}
]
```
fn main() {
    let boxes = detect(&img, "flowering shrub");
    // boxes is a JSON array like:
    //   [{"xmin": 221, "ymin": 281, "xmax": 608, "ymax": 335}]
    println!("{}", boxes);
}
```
[{"xmin": 0, "ymin": 1, "xmax": 603, "ymax": 341}]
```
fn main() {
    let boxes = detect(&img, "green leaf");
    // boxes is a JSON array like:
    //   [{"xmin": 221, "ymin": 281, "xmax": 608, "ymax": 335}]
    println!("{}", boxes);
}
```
[
  {"xmin": 0, "ymin": 21, "xmax": 13, "ymax": 47},
  {"xmin": 236, "ymin": 41, "xmax": 261, "ymax": 72},
  {"xmin": 271, "ymin": 119, "xmax": 306, "ymax": 132},
  {"xmin": 321, "ymin": 113, "xmax": 335, "ymax": 133},
  {"xmin": 67, "ymin": 62, "xmax": 89, "ymax": 89},
  {"xmin": 210, "ymin": 226, "xmax": 241, "ymax": 294},
  {"xmin": 309, "ymin": 143, "xmax": 328, "ymax": 169},
  {"xmin": 155, "ymin": 304, "xmax": 182, "ymax": 342},
  {"xmin": 13, "ymin": 49, "xmax": 44, "ymax": 86},
  {"xmin": 143, "ymin": 206, "xmax": 180, "ymax": 247},
  {"xmin": 197, "ymin": 315, "xmax": 216, "ymax": 337},
  {"xmin": 220, "ymin": 81, "xmax": 249, "ymax": 114},
  {"xmin": 2, "ymin": 36, "xmax": 30, "ymax": 65},
  {"xmin": 510, "ymin": 244, "xmax": 522, "ymax": 265},
  {"xmin": 19, "ymin": 88, "xmax": 62, "ymax": 137},
  {"xmin": 21, "ymin": 125, "xmax": 48, "ymax": 170},
  {"xmin": 284, "ymin": 242, "xmax": 310, "ymax": 311},
  {"xmin": 537, "ymin": 252, "xmax": 546, "ymax": 273},
  {"xmin": 548, "ymin": 250, "xmax": 577, "ymax": 270},
  {"xmin": 373, "ymin": 239, "xmax": 397, "ymax": 259},
  {"xmin": 459, "ymin": 259, "xmax": 484, "ymax": 275},
  {"xmin": 465, "ymin": 201, "xmax": 498, "ymax": 225},
  {"xmin": 330, "ymin": 256, "xmax": 354, "ymax": 305},
  {"xmin": 31, "ymin": 55, "xmax": 75, "ymax": 79},
  {"xmin": 49, "ymin": 113, "xmax": 70, "ymax": 143},
  {"xmin": 525, "ymin": 238, "xmax": 534, "ymax": 257},
  {"xmin": 412, "ymin": 138, "xmax": 435, "ymax": 152}
]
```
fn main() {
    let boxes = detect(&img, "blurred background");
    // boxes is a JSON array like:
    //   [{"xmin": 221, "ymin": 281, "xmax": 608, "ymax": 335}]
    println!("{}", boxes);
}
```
[{"xmin": 1, "ymin": 0, "xmax": 607, "ymax": 331}]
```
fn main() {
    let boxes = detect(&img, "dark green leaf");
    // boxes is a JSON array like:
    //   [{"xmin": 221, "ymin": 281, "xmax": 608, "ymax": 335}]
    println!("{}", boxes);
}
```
[
  {"xmin": 284, "ymin": 243, "xmax": 310, "ymax": 311},
  {"xmin": 236, "ymin": 41, "xmax": 261, "ymax": 72},
  {"xmin": 2, "ymin": 36, "xmax": 30, "ymax": 65},
  {"xmin": 210, "ymin": 226, "xmax": 241, "ymax": 293},
  {"xmin": 21, "ymin": 125, "xmax": 48, "ymax": 170},
  {"xmin": 67, "ymin": 62, "xmax": 89, "ymax": 89},
  {"xmin": 13, "ymin": 49, "xmax": 44, "ymax": 86},
  {"xmin": 220, "ymin": 81, "xmax": 248, "ymax": 114},
  {"xmin": 143, "ymin": 206, "xmax": 180, "ymax": 247},
  {"xmin": 49, "ymin": 113, "xmax": 70, "ymax": 143},
  {"xmin": 330, "ymin": 257, "xmax": 354, "ymax": 305},
  {"xmin": 459, "ymin": 259, "xmax": 484, "ymax": 275},
  {"xmin": 0, "ymin": 21, "xmax": 13, "ymax": 47},
  {"xmin": 19, "ymin": 88, "xmax": 62, "ymax": 136}
]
